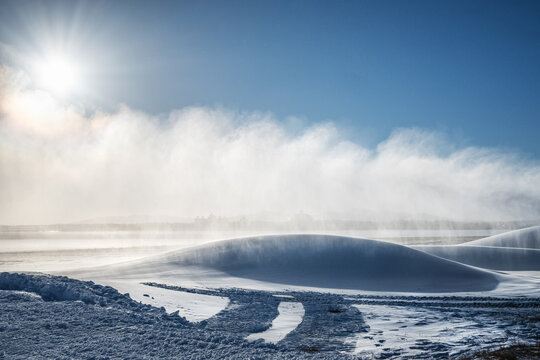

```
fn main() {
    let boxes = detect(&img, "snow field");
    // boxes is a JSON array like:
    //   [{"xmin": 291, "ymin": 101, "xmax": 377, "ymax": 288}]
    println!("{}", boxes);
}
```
[
  {"xmin": 1, "ymin": 273, "xmax": 539, "ymax": 359},
  {"xmin": 2, "ymin": 227, "xmax": 540, "ymax": 358},
  {"xmin": 348, "ymin": 304, "xmax": 508, "ymax": 359}
]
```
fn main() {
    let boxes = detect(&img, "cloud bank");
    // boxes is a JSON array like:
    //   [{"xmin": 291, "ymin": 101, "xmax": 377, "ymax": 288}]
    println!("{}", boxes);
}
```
[{"xmin": 1, "ymin": 66, "xmax": 540, "ymax": 225}]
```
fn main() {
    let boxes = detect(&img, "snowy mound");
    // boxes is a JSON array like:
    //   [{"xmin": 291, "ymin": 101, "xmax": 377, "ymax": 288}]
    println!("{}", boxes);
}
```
[
  {"xmin": 465, "ymin": 226, "xmax": 540, "ymax": 249},
  {"xmin": 413, "ymin": 227, "xmax": 540, "ymax": 271},
  {"xmin": 413, "ymin": 245, "xmax": 540, "ymax": 271},
  {"xmin": 156, "ymin": 235, "xmax": 497, "ymax": 292}
]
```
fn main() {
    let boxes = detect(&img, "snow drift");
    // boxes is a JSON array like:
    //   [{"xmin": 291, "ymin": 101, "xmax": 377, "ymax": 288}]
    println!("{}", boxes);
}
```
[
  {"xmin": 413, "ymin": 226, "xmax": 540, "ymax": 271},
  {"xmin": 413, "ymin": 245, "xmax": 540, "ymax": 271},
  {"xmin": 120, "ymin": 235, "xmax": 498, "ymax": 292},
  {"xmin": 464, "ymin": 226, "xmax": 540, "ymax": 249}
]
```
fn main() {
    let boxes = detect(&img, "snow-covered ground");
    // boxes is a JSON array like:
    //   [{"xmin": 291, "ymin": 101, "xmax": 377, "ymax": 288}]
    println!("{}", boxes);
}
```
[
  {"xmin": 1, "ymin": 227, "xmax": 539, "ymax": 358},
  {"xmin": 348, "ymin": 303, "xmax": 509, "ymax": 358},
  {"xmin": 1, "ymin": 273, "xmax": 538, "ymax": 359}
]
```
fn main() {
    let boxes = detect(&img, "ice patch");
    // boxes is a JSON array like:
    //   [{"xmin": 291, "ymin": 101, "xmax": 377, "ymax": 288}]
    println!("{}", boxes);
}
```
[
  {"xmin": 246, "ymin": 301, "xmax": 304, "ymax": 343},
  {"xmin": 104, "ymin": 281, "xmax": 229, "ymax": 322},
  {"xmin": 273, "ymin": 294, "xmax": 295, "ymax": 299}
]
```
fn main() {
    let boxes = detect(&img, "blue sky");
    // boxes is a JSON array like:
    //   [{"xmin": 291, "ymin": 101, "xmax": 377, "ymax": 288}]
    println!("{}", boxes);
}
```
[{"xmin": 1, "ymin": 0, "xmax": 539, "ymax": 156}]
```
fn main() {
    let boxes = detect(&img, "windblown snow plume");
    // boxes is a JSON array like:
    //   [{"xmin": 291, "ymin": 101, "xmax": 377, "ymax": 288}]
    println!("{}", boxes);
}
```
[{"xmin": 1, "ymin": 65, "xmax": 540, "ymax": 224}]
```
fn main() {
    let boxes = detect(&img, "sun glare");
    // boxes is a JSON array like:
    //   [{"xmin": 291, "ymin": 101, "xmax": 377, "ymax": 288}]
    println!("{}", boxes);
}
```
[{"xmin": 35, "ymin": 55, "xmax": 79, "ymax": 96}]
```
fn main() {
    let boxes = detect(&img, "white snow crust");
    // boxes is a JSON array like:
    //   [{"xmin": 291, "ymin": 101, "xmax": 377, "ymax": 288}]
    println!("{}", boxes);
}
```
[
  {"xmin": 102, "ymin": 280, "xmax": 229, "ymax": 322},
  {"xmin": 246, "ymin": 301, "xmax": 305, "ymax": 343}
]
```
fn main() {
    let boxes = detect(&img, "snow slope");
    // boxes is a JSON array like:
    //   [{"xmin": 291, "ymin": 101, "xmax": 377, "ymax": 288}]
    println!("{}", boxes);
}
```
[
  {"xmin": 93, "ymin": 235, "xmax": 499, "ymax": 292},
  {"xmin": 413, "ymin": 245, "xmax": 540, "ymax": 271},
  {"xmin": 464, "ymin": 226, "xmax": 540, "ymax": 249},
  {"xmin": 414, "ymin": 226, "xmax": 540, "ymax": 271}
]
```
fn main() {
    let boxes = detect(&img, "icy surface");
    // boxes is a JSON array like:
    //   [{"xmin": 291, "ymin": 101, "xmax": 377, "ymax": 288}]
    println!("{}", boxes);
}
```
[
  {"xmin": 103, "ymin": 280, "xmax": 229, "ymax": 322},
  {"xmin": 246, "ymin": 301, "xmax": 305, "ymax": 343}
]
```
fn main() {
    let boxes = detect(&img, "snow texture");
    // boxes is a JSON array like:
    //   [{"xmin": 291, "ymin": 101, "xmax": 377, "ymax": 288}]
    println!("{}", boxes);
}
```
[{"xmin": 1, "ymin": 273, "xmax": 539, "ymax": 359}]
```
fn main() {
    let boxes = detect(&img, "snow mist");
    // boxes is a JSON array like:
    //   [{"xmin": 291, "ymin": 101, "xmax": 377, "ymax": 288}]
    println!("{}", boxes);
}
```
[{"xmin": 1, "ymin": 65, "xmax": 540, "ymax": 225}]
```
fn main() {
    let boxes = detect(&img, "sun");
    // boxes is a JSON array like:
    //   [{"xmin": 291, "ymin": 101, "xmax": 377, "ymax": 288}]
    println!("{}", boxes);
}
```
[{"xmin": 35, "ymin": 54, "xmax": 80, "ymax": 96}]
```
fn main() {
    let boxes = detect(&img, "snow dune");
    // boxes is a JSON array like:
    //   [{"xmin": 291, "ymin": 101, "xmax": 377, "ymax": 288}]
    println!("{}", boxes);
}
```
[
  {"xmin": 464, "ymin": 226, "xmax": 540, "ymax": 249},
  {"xmin": 414, "ymin": 226, "xmax": 540, "ymax": 271},
  {"xmin": 121, "ymin": 235, "xmax": 498, "ymax": 292},
  {"xmin": 414, "ymin": 245, "xmax": 540, "ymax": 271}
]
